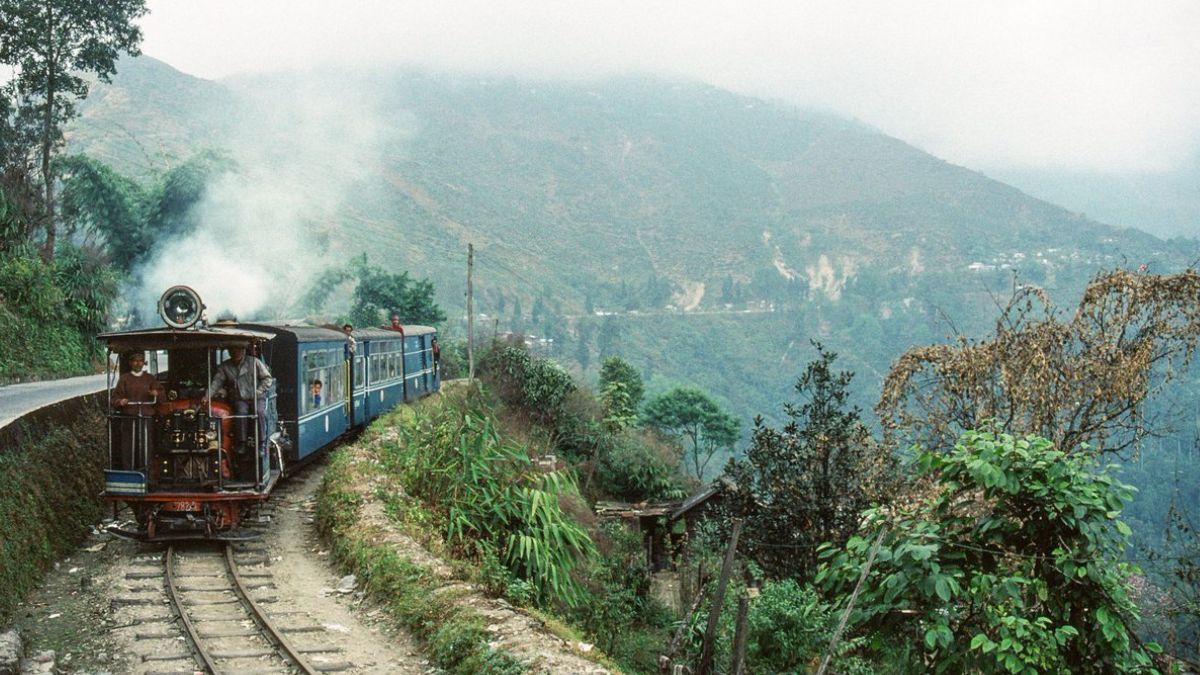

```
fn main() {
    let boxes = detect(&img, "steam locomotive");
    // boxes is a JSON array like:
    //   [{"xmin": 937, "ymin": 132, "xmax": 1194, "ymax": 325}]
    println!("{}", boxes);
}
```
[{"xmin": 101, "ymin": 285, "xmax": 439, "ymax": 540}]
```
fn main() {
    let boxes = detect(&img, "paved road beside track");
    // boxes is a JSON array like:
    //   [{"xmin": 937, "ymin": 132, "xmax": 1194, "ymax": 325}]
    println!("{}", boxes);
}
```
[{"xmin": 0, "ymin": 373, "xmax": 107, "ymax": 430}]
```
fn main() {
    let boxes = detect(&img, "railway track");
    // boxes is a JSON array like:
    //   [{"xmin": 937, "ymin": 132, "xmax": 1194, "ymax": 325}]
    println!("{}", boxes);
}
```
[{"xmin": 112, "ymin": 535, "xmax": 354, "ymax": 674}]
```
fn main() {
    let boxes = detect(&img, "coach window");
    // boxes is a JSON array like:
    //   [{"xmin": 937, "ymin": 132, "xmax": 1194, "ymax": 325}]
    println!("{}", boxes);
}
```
[
  {"xmin": 354, "ymin": 355, "xmax": 364, "ymax": 388},
  {"xmin": 303, "ymin": 349, "xmax": 328, "ymax": 414},
  {"xmin": 328, "ymin": 348, "xmax": 345, "ymax": 404}
]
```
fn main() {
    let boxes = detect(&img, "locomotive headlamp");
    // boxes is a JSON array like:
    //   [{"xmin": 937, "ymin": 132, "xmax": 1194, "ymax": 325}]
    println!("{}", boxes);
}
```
[{"xmin": 158, "ymin": 285, "xmax": 205, "ymax": 329}]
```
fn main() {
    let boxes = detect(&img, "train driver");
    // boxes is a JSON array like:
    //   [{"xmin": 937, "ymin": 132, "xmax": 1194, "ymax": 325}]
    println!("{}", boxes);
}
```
[
  {"xmin": 202, "ymin": 344, "xmax": 274, "ymax": 454},
  {"xmin": 111, "ymin": 351, "xmax": 163, "ymax": 469}
]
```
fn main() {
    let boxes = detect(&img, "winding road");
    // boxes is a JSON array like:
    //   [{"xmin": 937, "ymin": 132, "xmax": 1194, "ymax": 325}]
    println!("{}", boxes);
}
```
[{"xmin": 0, "ymin": 373, "xmax": 107, "ymax": 430}]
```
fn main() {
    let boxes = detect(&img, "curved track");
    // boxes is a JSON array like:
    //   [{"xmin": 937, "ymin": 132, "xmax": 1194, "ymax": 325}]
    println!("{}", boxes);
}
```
[{"xmin": 162, "ymin": 543, "xmax": 340, "ymax": 674}]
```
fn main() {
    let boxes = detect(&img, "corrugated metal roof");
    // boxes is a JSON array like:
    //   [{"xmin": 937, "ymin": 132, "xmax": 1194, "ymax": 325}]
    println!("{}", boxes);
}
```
[
  {"xmin": 670, "ymin": 484, "xmax": 723, "ymax": 522},
  {"xmin": 238, "ymin": 323, "xmax": 347, "ymax": 343},
  {"xmin": 99, "ymin": 326, "xmax": 276, "ymax": 350}
]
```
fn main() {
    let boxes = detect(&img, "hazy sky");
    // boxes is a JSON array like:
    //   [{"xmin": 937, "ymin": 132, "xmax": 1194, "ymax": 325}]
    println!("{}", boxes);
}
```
[{"xmin": 141, "ymin": 1, "xmax": 1200, "ymax": 175}]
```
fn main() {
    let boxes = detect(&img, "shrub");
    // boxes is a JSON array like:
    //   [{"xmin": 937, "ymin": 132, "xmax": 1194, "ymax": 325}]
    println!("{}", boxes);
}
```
[
  {"xmin": 521, "ymin": 357, "xmax": 575, "ymax": 423},
  {"xmin": 816, "ymin": 429, "xmax": 1161, "ymax": 673},
  {"xmin": 596, "ymin": 432, "xmax": 684, "ymax": 502},
  {"xmin": 570, "ymin": 523, "xmax": 674, "ymax": 672},
  {"xmin": 378, "ymin": 401, "xmax": 596, "ymax": 606}
]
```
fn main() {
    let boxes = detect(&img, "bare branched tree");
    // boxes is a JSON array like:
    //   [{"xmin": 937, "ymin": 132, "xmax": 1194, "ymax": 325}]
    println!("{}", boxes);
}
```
[{"xmin": 878, "ymin": 269, "xmax": 1200, "ymax": 455}]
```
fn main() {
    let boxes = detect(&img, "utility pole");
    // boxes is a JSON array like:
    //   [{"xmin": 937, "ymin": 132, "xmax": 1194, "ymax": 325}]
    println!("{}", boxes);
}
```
[
  {"xmin": 467, "ymin": 243, "xmax": 475, "ymax": 384},
  {"xmin": 698, "ymin": 519, "xmax": 742, "ymax": 675},
  {"xmin": 729, "ymin": 595, "xmax": 749, "ymax": 675}
]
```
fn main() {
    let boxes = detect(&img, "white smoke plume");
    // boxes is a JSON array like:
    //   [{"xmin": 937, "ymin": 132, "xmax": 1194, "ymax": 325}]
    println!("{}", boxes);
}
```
[{"xmin": 132, "ymin": 72, "xmax": 411, "ymax": 324}]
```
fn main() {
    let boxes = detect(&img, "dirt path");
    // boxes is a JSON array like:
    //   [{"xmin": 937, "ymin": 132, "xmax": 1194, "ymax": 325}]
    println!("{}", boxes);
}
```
[{"xmin": 11, "ymin": 463, "xmax": 431, "ymax": 674}]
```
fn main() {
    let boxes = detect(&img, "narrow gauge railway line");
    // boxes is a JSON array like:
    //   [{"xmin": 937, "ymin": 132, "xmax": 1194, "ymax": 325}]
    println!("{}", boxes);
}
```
[{"xmin": 113, "ymin": 533, "xmax": 353, "ymax": 674}]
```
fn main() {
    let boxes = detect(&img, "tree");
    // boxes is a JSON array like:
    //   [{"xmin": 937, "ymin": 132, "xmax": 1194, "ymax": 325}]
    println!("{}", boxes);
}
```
[
  {"xmin": 723, "ymin": 343, "xmax": 892, "ymax": 580},
  {"xmin": 879, "ymin": 270, "xmax": 1200, "ymax": 456},
  {"xmin": 349, "ymin": 256, "xmax": 446, "ymax": 327},
  {"xmin": 597, "ymin": 355, "xmax": 644, "ymax": 427},
  {"xmin": 643, "ymin": 386, "xmax": 739, "ymax": 479},
  {"xmin": 0, "ymin": 0, "xmax": 147, "ymax": 261},
  {"xmin": 816, "ymin": 429, "xmax": 1161, "ymax": 673},
  {"xmin": 143, "ymin": 150, "xmax": 236, "ymax": 243},
  {"xmin": 57, "ymin": 154, "xmax": 146, "ymax": 271},
  {"xmin": 597, "ymin": 315, "xmax": 620, "ymax": 359},
  {"xmin": 574, "ymin": 320, "xmax": 593, "ymax": 371}
]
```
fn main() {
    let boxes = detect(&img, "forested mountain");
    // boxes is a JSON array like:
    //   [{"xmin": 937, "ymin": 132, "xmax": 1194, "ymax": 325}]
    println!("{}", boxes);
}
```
[{"xmin": 67, "ymin": 56, "xmax": 1198, "ymax": 424}]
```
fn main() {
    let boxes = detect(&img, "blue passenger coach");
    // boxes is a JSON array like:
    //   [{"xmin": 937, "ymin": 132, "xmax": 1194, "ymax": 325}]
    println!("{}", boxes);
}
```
[{"xmin": 242, "ymin": 323, "xmax": 441, "ymax": 464}]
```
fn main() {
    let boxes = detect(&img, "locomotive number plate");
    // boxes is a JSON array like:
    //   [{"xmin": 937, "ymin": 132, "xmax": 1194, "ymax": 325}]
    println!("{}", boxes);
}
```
[{"xmin": 165, "ymin": 500, "xmax": 200, "ymax": 512}]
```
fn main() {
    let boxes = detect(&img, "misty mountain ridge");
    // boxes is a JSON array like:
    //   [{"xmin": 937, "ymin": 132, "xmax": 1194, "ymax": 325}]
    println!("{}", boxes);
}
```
[
  {"xmin": 66, "ymin": 56, "xmax": 1197, "ymax": 425},
  {"xmin": 69, "ymin": 56, "xmax": 1175, "ymax": 305}
]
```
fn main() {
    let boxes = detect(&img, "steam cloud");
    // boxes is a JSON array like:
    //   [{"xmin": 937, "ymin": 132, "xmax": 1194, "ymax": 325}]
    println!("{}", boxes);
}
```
[{"xmin": 132, "ymin": 72, "xmax": 412, "ymax": 324}]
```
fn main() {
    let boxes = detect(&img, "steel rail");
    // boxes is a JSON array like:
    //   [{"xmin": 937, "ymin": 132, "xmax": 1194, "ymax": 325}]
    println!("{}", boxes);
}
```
[
  {"xmin": 164, "ymin": 545, "xmax": 223, "ymax": 674},
  {"xmin": 223, "ymin": 543, "xmax": 321, "ymax": 675}
]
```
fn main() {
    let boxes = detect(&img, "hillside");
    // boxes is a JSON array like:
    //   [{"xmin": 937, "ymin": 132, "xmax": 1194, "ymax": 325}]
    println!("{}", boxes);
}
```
[{"xmin": 67, "ymin": 57, "xmax": 1197, "ymax": 424}]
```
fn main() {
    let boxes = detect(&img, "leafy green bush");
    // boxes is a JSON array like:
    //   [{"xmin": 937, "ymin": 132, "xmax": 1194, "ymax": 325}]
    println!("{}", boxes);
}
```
[
  {"xmin": 379, "ymin": 400, "xmax": 596, "ymax": 606},
  {"xmin": 480, "ymin": 343, "xmax": 577, "ymax": 425},
  {"xmin": 52, "ymin": 244, "xmax": 118, "ymax": 336},
  {"xmin": 817, "ymin": 429, "xmax": 1161, "ymax": 674},
  {"xmin": 0, "ymin": 303, "xmax": 93, "ymax": 380},
  {"xmin": 0, "ymin": 242, "xmax": 115, "ymax": 379},
  {"xmin": 570, "ymin": 523, "xmax": 674, "ymax": 672},
  {"xmin": 746, "ymin": 579, "xmax": 872, "ymax": 673},
  {"xmin": 596, "ymin": 431, "xmax": 684, "ymax": 502},
  {"xmin": 0, "ymin": 252, "xmax": 65, "ymax": 321},
  {"xmin": 521, "ymin": 357, "xmax": 575, "ymax": 423},
  {"xmin": 478, "ymin": 344, "xmax": 532, "ymax": 405}
]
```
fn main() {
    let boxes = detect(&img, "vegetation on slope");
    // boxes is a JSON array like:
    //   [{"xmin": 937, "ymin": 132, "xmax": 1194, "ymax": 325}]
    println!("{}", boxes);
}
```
[{"xmin": 0, "ymin": 397, "xmax": 108, "ymax": 625}]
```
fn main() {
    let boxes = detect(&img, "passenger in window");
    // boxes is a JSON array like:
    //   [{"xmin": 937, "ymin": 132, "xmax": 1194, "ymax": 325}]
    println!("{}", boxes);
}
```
[
  {"xmin": 310, "ymin": 379, "xmax": 323, "ymax": 409},
  {"xmin": 387, "ymin": 314, "xmax": 405, "ymax": 337},
  {"xmin": 342, "ymin": 323, "xmax": 356, "ymax": 357}
]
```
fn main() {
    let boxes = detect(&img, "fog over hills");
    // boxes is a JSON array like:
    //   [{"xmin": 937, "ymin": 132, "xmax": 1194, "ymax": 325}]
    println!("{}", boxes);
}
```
[
  {"xmin": 67, "ymin": 56, "xmax": 1198, "ymax": 426},
  {"xmin": 990, "ymin": 159, "xmax": 1200, "ymax": 241}
]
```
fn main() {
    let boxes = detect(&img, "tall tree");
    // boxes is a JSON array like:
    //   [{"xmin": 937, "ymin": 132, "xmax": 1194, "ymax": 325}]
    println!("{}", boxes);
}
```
[
  {"xmin": 0, "ymin": 0, "xmax": 147, "ymax": 261},
  {"xmin": 574, "ymin": 320, "xmax": 593, "ymax": 371},
  {"xmin": 878, "ymin": 270, "xmax": 1200, "ymax": 456},
  {"xmin": 723, "ymin": 342, "xmax": 892, "ymax": 580},
  {"xmin": 596, "ymin": 315, "xmax": 620, "ymax": 359},
  {"xmin": 57, "ymin": 154, "xmax": 145, "ymax": 269},
  {"xmin": 598, "ymin": 355, "xmax": 644, "ymax": 429},
  {"xmin": 643, "ymin": 386, "xmax": 739, "ymax": 479}
]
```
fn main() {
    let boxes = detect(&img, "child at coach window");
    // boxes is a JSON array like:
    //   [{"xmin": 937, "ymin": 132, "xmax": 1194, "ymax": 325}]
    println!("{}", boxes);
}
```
[{"xmin": 310, "ymin": 379, "xmax": 323, "ymax": 409}]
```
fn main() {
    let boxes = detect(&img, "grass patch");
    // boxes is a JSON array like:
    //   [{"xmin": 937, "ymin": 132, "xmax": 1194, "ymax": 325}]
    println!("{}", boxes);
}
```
[
  {"xmin": 0, "ymin": 397, "xmax": 108, "ymax": 625},
  {"xmin": 315, "ymin": 439, "xmax": 526, "ymax": 674}
]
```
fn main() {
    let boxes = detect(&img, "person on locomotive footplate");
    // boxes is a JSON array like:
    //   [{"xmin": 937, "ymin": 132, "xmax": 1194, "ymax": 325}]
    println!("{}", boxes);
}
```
[
  {"xmin": 110, "ymin": 351, "xmax": 163, "ymax": 470},
  {"xmin": 201, "ymin": 344, "xmax": 273, "ymax": 454}
]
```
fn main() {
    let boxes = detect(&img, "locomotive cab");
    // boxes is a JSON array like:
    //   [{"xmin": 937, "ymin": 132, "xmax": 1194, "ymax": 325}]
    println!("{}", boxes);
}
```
[{"xmin": 99, "ymin": 286, "xmax": 286, "ymax": 540}]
